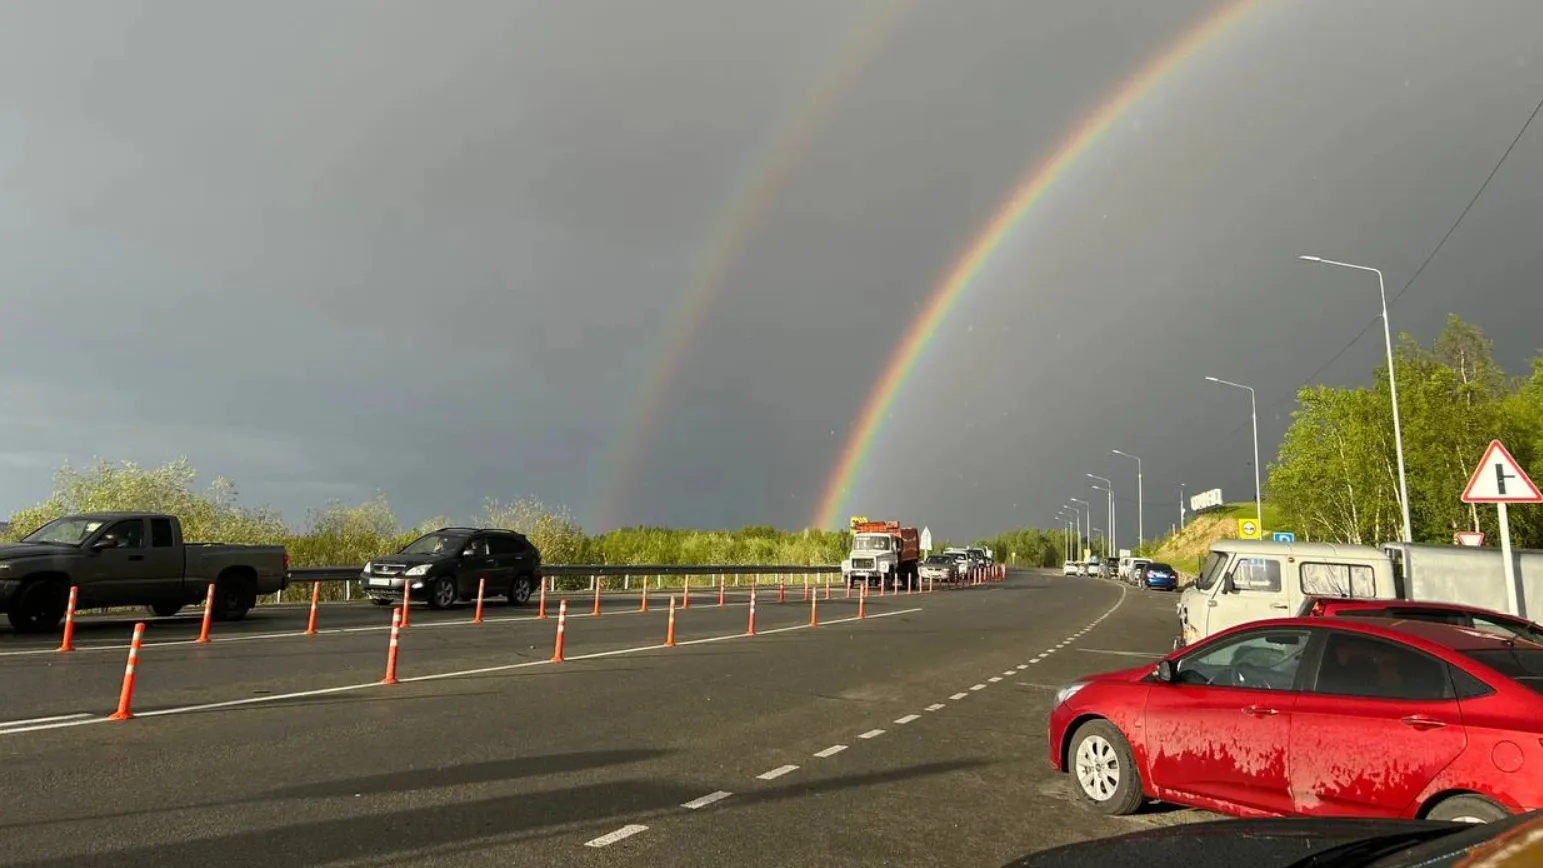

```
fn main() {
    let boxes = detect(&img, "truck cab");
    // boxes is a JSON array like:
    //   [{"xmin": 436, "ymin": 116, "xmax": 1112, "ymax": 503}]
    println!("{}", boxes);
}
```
[
  {"xmin": 1174, "ymin": 539, "xmax": 1396, "ymax": 647},
  {"xmin": 844, "ymin": 532, "xmax": 900, "ymax": 588}
]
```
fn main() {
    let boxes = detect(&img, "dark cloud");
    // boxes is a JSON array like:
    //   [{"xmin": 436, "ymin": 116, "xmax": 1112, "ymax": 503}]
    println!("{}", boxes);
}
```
[{"xmin": 0, "ymin": 0, "xmax": 1539, "ymax": 543}]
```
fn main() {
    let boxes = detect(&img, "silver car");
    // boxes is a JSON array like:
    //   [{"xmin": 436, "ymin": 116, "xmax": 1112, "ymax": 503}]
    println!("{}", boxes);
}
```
[{"xmin": 919, "ymin": 554, "xmax": 958, "ymax": 585}]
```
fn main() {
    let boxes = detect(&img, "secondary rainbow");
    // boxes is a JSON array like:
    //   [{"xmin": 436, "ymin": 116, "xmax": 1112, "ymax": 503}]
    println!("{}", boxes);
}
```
[
  {"xmin": 814, "ymin": 0, "xmax": 1261, "ymax": 530},
  {"xmin": 589, "ymin": 0, "xmax": 911, "ymax": 531}
]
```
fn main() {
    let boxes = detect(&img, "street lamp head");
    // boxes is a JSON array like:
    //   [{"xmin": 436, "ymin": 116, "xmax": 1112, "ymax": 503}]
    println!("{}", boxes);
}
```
[
  {"xmin": 1298, "ymin": 254, "xmax": 1323, "ymax": 263},
  {"xmin": 1205, "ymin": 376, "xmax": 1221, "ymax": 383}
]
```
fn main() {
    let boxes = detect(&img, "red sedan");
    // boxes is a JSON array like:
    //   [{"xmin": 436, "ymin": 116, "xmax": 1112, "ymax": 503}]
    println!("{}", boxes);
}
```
[{"xmin": 1048, "ymin": 616, "xmax": 1543, "ymax": 823}]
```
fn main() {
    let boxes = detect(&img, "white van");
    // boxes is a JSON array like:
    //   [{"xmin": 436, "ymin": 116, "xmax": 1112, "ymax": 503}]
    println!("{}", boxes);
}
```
[{"xmin": 1174, "ymin": 539, "xmax": 1543, "ymax": 648}]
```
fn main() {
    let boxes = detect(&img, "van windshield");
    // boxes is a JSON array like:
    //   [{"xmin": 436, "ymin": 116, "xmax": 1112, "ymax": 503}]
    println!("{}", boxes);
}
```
[{"xmin": 1194, "ymin": 551, "xmax": 1227, "ymax": 591}]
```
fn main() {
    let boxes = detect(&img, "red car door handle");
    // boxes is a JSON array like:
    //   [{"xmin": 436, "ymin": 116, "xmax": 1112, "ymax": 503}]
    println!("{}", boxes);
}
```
[
  {"xmin": 1242, "ymin": 706, "xmax": 1279, "ymax": 717},
  {"xmin": 1401, "ymin": 716, "xmax": 1446, "ymax": 730}
]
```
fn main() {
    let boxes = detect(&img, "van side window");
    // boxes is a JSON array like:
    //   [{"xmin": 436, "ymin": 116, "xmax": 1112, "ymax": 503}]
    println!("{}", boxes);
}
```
[
  {"xmin": 1300, "ymin": 562, "xmax": 1376, "ymax": 597},
  {"xmin": 1229, "ymin": 557, "xmax": 1281, "ymax": 592}
]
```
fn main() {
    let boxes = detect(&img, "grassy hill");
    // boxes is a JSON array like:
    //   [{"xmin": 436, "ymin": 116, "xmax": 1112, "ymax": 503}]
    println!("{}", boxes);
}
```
[{"xmin": 1146, "ymin": 501, "xmax": 1286, "ymax": 580}]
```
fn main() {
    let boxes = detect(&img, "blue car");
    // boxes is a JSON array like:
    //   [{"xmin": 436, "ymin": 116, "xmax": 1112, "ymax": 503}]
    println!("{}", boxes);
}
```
[{"xmin": 1140, "ymin": 562, "xmax": 1178, "ymax": 591}]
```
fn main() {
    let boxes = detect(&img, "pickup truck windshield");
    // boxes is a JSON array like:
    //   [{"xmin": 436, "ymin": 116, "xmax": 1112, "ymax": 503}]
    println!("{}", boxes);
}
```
[
  {"xmin": 21, "ymin": 517, "xmax": 107, "ymax": 546},
  {"xmin": 399, "ymin": 533, "xmax": 469, "ymax": 556}
]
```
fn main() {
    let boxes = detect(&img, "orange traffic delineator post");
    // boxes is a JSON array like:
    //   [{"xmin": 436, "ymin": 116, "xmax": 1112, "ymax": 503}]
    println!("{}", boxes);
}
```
[
  {"xmin": 537, "ymin": 582, "xmax": 548, "ymax": 619},
  {"xmin": 857, "ymin": 583, "xmax": 867, "ymax": 620},
  {"xmin": 107, "ymin": 622, "xmax": 147, "ymax": 720},
  {"xmin": 380, "ymin": 608, "xmax": 402, "ymax": 684},
  {"xmin": 665, "ymin": 595, "xmax": 677, "ymax": 646},
  {"xmin": 639, "ymin": 577, "xmax": 649, "ymax": 612},
  {"xmin": 401, "ymin": 587, "xmax": 412, "ymax": 627},
  {"xmin": 195, "ymin": 582, "xmax": 215, "ymax": 644},
  {"xmin": 844, "ymin": 582, "xmax": 852, "ymax": 600},
  {"xmin": 552, "ymin": 598, "xmax": 568, "ymax": 662},
  {"xmin": 57, "ymin": 586, "xmax": 79, "ymax": 653},
  {"xmin": 809, "ymin": 591, "xmax": 819, "ymax": 627},
  {"xmin": 682, "ymin": 576, "xmax": 691, "ymax": 609},
  {"xmin": 778, "ymin": 582, "xmax": 786, "ymax": 603},
  {"xmin": 305, "ymin": 581, "xmax": 322, "ymax": 635},
  {"xmin": 717, "ymin": 576, "xmax": 726, "ymax": 608},
  {"xmin": 591, "ymin": 578, "xmax": 602, "ymax": 617},
  {"xmin": 473, "ymin": 577, "xmax": 486, "ymax": 624},
  {"xmin": 747, "ymin": 588, "xmax": 757, "ymax": 636},
  {"xmin": 802, "ymin": 582, "xmax": 809, "ymax": 603}
]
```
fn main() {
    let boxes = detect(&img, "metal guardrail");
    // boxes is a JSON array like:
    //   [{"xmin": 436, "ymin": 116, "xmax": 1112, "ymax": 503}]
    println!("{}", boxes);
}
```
[{"xmin": 288, "ymin": 563, "xmax": 842, "ymax": 582}]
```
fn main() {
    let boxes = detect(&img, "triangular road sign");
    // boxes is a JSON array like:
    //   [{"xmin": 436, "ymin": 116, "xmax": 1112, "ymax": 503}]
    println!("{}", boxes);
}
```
[{"xmin": 1462, "ymin": 440, "xmax": 1542, "ymax": 504}]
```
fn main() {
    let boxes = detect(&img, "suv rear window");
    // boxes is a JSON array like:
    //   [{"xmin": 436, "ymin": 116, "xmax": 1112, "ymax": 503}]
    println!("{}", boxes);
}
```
[{"xmin": 1462, "ymin": 648, "xmax": 1543, "ymax": 695}]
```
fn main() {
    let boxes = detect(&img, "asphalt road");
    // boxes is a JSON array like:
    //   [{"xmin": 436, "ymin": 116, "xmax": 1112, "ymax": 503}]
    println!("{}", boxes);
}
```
[{"xmin": 0, "ymin": 570, "xmax": 1210, "ymax": 867}]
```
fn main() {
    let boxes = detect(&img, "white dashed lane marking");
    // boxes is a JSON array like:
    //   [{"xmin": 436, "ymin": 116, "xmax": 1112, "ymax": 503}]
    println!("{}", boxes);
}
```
[
  {"xmin": 894, "ymin": 714, "xmax": 920, "ymax": 724},
  {"xmin": 858, "ymin": 729, "xmax": 886, "ymax": 739},
  {"xmin": 813, "ymin": 745, "xmax": 847, "ymax": 758},
  {"xmin": 987, "ymin": 676, "xmax": 1002, "ymax": 683},
  {"xmin": 949, "ymin": 692, "xmax": 968, "ymax": 700},
  {"xmin": 925, "ymin": 703, "xmax": 945, "ymax": 711},
  {"xmin": 757, "ymin": 765, "xmax": 799, "ymax": 781},
  {"xmin": 970, "ymin": 684, "xmax": 986, "ymax": 691},
  {"xmin": 585, "ymin": 825, "xmax": 649, "ymax": 848},
  {"xmin": 681, "ymin": 791, "xmax": 733, "ymax": 810}
]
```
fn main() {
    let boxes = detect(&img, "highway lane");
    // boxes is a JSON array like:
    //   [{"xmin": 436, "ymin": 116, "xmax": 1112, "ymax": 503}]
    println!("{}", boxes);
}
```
[
  {"xmin": 0, "ymin": 570, "xmax": 1202, "ymax": 867},
  {"xmin": 0, "ymin": 584, "xmax": 909, "ymax": 727}
]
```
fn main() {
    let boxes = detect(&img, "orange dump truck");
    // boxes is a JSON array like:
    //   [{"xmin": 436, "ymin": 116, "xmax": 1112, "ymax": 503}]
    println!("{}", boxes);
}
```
[{"xmin": 842, "ymin": 520, "xmax": 921, "ymax": 590}]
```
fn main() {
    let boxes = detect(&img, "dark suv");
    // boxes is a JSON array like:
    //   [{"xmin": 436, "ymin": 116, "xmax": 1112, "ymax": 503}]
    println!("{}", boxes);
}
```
[{"xmin": 360, "ymin": 527, "xmax": 543, "ymax": 610}]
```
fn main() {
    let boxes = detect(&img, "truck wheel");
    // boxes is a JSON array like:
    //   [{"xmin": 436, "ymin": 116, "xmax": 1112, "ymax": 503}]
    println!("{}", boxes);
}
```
[
  {"xmin": 508, "ymin": 575, "xmax": 534, "ymax": 606},
  {"xmin": 7, "ymin": 580, "xmax": 69, "ymax": 633},
  {"xmin": 150, "ymin": 602, "xmax": 184, "ymax": 618},
  {"xmin": 428, "ymin": 576, "xmax": 458, "ymax": 610},
  {"xmin": 211, "ymin": 578, "xmax": 254, "ymax": 622}
]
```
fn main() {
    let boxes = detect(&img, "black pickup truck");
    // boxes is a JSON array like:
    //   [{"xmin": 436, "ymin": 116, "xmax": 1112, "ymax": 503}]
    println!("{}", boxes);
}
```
[{"xmin": 0, "ymin": 512, "xmax": 289, "ymax": 632}]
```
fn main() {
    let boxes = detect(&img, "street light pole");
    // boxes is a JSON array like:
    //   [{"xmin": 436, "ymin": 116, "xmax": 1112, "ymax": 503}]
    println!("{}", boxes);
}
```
[
  {"xmin": 1206, "ymin": 376, "xmax": 1262, "ymax": 535},
  {"xmin": 1299, "ymin": 254, "xmax": 1413, "ymax": 542},
  {"xmin": 1112, "ymin": 449, "xmax": 1143, "ymax": 548},
  {"xmin": 1070, "ymin": 498, "xmax": 1092, "ymax": 558},
  {"xmin": 1178, "ymin": 482, "xmax": 1186, "ymax": 531},
  {"xmin": 1087, "ymin": 475, "xmax": 1113, "ymax": 557},
  {"xmin": 1063, "ymin": 504, "xmax": 1082, "ymax": 556}
]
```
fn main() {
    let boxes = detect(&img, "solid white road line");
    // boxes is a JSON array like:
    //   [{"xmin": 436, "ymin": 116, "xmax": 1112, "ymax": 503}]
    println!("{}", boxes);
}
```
[
  {"xmin": 893, "ymin": 714, "xmax": 920, "ymax": 724},
  {"xmin": 949, "ymin": 692, "xmax": 968, "ymax": 700},
  {"xmin": 0, "ymin": 713, "xmax": 92, "ymax": 729},
  {"xmin": 757, "ymin": 764, "xmax": 799, "ymax": 780},
  {"xmin": 924, "ymin": 703, "xmax": 945, "ymax": 712},
  {"xmin": 0, "ymin": 607, "xmax": 928, "ymax": 736},
  {"xmin": 858, "ymin": 729, "xmax": 885, "ymax": 739},
  {"xmin": 813, "ymin": 745, "xmax": 847, "ymax": 758},
  {"xmin": 585, "ymin": 825, "xmax": 648, "ymax": 848},
  {"xmin": 681, "ymin": 791, "xmax": 733, "ymax": 810}
]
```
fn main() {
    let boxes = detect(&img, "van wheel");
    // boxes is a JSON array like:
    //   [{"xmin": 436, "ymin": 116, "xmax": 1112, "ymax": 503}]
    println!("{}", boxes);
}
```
[
  {"xmin": 7, "ymin": 580, "xmax": 69, "ymax": 633},
  {"xmin": 1069, "ymin": 720, "xmax": 1145, "ymax": 815},
  {"xmin": 1426, "ymin": 794, "xmax": 1510, "ymax": 824}
]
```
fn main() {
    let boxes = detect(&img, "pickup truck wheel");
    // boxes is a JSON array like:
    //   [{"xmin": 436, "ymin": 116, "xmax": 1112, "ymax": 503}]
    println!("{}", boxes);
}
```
[
  {"xmin": 428, "ymin": 576, "xmax": 458, "ymax": 610},
  {"xmin": 507, "ymin": 575, "xmax": 534, "ymax": 606},
  {"xmin": 211, "ymin": 580, "xmax": 254, "ymax": 622},
  {"xmin": 7, "ymin": 581, "xmax": 68, "ymax": 633},
  {"xmin": 149, "ymin": 602, "xmax": 184, "ymax": 618}
]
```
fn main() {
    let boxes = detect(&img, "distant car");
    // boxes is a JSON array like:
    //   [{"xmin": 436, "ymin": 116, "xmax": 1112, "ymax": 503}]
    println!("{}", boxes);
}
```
[
  {"xmin": 1126, "ymin": 558, "xmax": 1152, "ymax": 585},
  {"xmin": 1049, "ymin": 616, "xmax": 1543, "ymax": 823},
  {"xmin": 1140, "ymin": 562, "xmax": 1178, "ymax": 591},
  {"xmin": 1062, "ymin": 561, "xmax": 1078, "ymax": 577},
  {"xmin": 362, "ymin": 526, "xmax": 543, "ymax": 609},
  {"xmin": 919, "ymin": 554, "xmax": 959, "ymax": 585}
]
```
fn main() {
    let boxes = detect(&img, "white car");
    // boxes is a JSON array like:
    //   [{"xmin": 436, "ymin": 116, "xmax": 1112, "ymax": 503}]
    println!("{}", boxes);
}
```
[{"xmin": 1062, "ymin": 561, "xmax": 1078, "ymax": 576}]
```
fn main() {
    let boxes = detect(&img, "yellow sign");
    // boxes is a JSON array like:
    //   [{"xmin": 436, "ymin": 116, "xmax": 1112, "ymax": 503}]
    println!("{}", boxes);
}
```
[
  {"xmin": 849, "ymin": 516, "xmax": 868, "ymax": 529},
  {"xmin": 1237, "ymin": 518, "xmax": 1262, "ymax": 539}
]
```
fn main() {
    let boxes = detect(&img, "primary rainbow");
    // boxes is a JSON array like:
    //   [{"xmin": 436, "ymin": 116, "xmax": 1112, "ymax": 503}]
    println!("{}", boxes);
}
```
[
  {"xmin": 813, "ymin": 0, "xmax": 1261, "ymax": 530},
  {"xmin": 589, "ymin": 0, "xmax": 911, "ymax": 531}
]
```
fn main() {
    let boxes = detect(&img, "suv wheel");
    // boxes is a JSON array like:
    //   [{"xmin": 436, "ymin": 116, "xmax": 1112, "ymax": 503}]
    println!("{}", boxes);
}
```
[
  {"xmin": 429, "ymin": 576, "xmax": 458, "ymax": 610},
  {"xmin": 508, "ymin": 575, "xmax": 534, "ymax": 606}
]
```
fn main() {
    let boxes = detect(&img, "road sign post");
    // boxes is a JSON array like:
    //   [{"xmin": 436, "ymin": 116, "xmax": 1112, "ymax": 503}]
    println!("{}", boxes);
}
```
[{"xmin": 1461, "ymin": 440, "xmax": 1542, "ymax": 619}]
